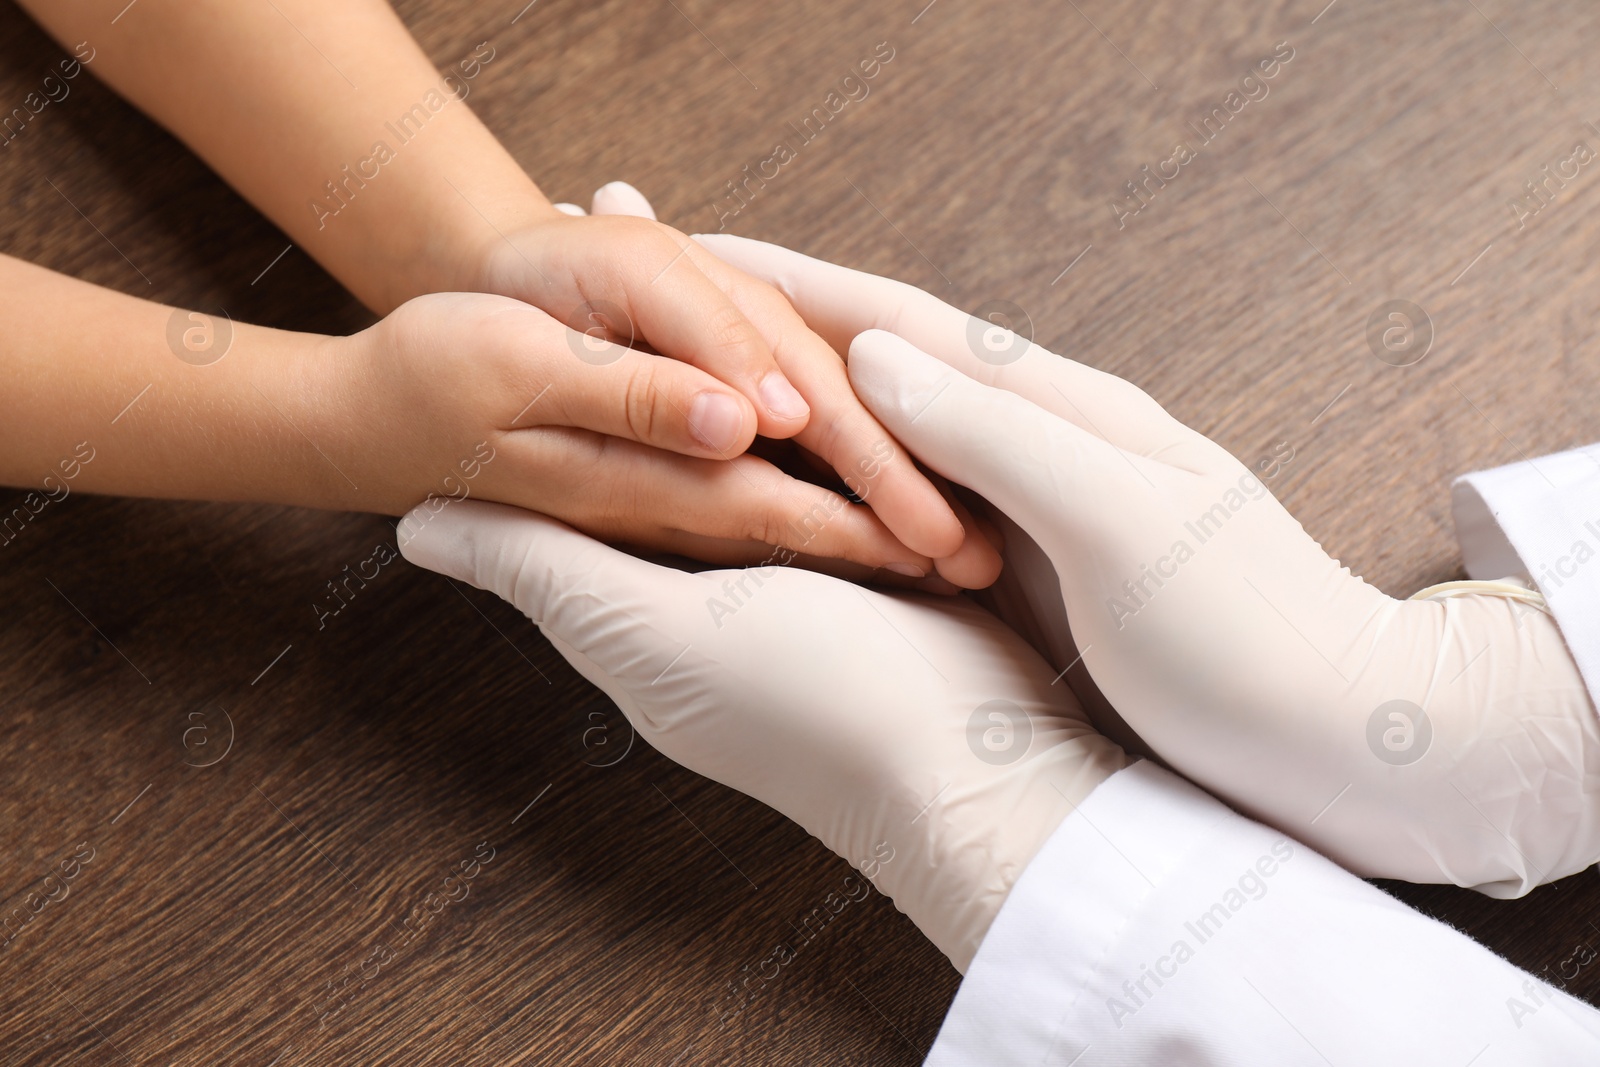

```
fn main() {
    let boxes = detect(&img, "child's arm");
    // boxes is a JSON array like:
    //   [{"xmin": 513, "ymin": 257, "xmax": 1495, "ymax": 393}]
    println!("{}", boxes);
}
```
[
  {"xmin": 0, "ymin": 252, "xmax": 938, "ymax": 574},
  {"xmin": 13, "ymin": 0, "xmax": 998, "ymax": 587},
  {"xmin": 1, "ymin": 252, "xmax": 345, "ymax": 510},
  {"xmin": 20, "ymin": 0, "xmax": 534, "ymax": 315}
]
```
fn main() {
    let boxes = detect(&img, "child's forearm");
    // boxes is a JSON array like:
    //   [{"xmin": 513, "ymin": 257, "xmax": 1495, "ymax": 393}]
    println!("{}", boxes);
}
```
[
  {"xmin": 0, "ymin": 253, "xmax": 364, "ymax": 512},
  {"xmin": 17, "ymin": 0, "xmax": 552, "ymax": 312}
]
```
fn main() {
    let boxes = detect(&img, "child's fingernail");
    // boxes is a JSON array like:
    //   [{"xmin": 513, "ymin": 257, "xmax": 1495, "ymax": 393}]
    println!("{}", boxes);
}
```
[
  {"xmin": 689, "ymin": 392, "xmax": 746, "ymax": 453},
  {"xmin": 884, "ymin": 562, "xmax": 927, "ymax": 578},
  {"xmin": 759, "ymin": 372, "xmax": 809, "ymax": 420}
]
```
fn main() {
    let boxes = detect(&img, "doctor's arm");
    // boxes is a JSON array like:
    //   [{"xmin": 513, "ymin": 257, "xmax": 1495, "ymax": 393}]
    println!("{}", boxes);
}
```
[
  {"xmin": 697, "ymin": 234, "xmax": 1600, "ymax": 900},
  {"xmin": 396, "ymin": 497, "xmax": 1600, "ymax": 1064}
]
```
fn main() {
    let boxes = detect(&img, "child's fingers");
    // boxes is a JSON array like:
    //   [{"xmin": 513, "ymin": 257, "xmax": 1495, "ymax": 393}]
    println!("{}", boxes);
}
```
[
  {"xmin": 680, "ymin": 247, "xmax": 969, "ymax": 562},
  {"xmin": 592, "ymin": 220, "xmax": 812, "ymax": 440},
  {"xmin": 797, "ymin": 393, "xmax": 966, "ymax": 561},
  {"xmin": 635, "ymin": 529, "xmax": 964, "ymax": 595},
  {"xmin": 490, "ymin": 429, "xmax": 937, "ymax": 578},
  {"xmin": 535, "ymin": 331, "xmax": 762, "ymax": 460},
  {"xmin": 482, "ymin": 300, "xmax": 761, "ymax": 459},
  {"xmin": 695, "ymin": 233, "xmax": 1240, "ymax": 479},
  {"xmin": 924, "ymin": 473, "xmax": 1003, "ymax": 589}
]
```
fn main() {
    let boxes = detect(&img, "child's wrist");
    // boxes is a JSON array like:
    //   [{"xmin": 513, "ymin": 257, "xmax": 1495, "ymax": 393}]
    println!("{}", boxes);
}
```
[
  {"xmin": 272, "ymin": 328, "xmax": 432, "ymax": 516},
  {"xmin": 343, "ymin": 169, "xmax": 562, "ymax": 313},
  {"xmin": 231, "ymin": 329, "xmax": 381, "ymax": 513}
]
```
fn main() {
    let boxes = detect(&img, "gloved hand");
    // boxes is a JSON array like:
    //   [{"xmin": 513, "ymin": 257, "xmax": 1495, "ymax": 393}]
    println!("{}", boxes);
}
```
[
  {"xmin": 397, "ymin": 499, "xmax": 1129, "ymax": 971},
  {"xmin": 694, "ymin": 233, "xmax": 1600, "ymax": 898}
]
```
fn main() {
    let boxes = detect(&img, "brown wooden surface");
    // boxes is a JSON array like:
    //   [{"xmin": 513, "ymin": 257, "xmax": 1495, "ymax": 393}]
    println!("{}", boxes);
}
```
[{"xmin": 4, "ymin": 0, "xmax": 1600, "ymax": 1063}]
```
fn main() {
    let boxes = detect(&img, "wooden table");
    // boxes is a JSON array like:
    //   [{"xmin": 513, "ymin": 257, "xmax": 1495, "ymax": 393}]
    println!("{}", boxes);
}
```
[{"xmin": 4, "ymin": 0, "xmax": 1600, "ymax": 1062}]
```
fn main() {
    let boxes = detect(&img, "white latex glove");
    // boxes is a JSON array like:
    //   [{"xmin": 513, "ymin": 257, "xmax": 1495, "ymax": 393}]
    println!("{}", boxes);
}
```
[
  {"xmin": 696, "ymin": 233, "xmax": 1600, "ymax": 898},
  {"xmin": 552, "ymin": 180, "xmax": 659, "ymax": 219},
  {"xmin": 397, "ymin": 500, "xmax": 1129, "ymax": 971}
]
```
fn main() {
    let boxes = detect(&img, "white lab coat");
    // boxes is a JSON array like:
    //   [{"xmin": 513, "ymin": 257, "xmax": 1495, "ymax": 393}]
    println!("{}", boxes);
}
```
[{"xmin": 926, "ymin": 444, "xmax": 1600, "ymax": 1065}]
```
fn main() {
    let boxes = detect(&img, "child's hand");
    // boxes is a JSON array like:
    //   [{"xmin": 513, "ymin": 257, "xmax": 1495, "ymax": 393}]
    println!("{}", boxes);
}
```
[
  {"xmin": 7, "ymin": 0, "xmax": 996, "ymax": 583},
  {"xmin": 320, "ymin": 291, "xmax": 951, "ymax": 575},
  {"xmin": 460, "ymin": 189, "xmax": 1001, "ymax": 589},
  {"xmin": 6, "ymin": 0, "xmax": 996, "ymax": 585}
]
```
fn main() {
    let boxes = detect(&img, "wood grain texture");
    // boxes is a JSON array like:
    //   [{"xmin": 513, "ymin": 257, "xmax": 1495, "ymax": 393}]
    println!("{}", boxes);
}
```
[{"xmin": 3, "ymin": 0, "xmax": 1600, "ymax": 1063}]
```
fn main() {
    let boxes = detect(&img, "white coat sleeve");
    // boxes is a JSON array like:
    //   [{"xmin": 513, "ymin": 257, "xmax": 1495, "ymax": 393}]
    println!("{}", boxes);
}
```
[
  {"xmin": 1453, "ymin": 441, "xmax": 1600, "ymax": 700},
  {"xmin": 924, "ymin": 760, "xmax": 1600, "ymax": 1066}
]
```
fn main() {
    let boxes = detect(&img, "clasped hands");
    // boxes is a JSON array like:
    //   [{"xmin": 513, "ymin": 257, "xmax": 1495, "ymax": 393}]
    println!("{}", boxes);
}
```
[
  {"xmin": 327, "ymin": 182, "xmax": 1001, "ymax": 589},
  {"xmin": 401, "ymin": 202, "xmax": 1600, "ymax": 971}
]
